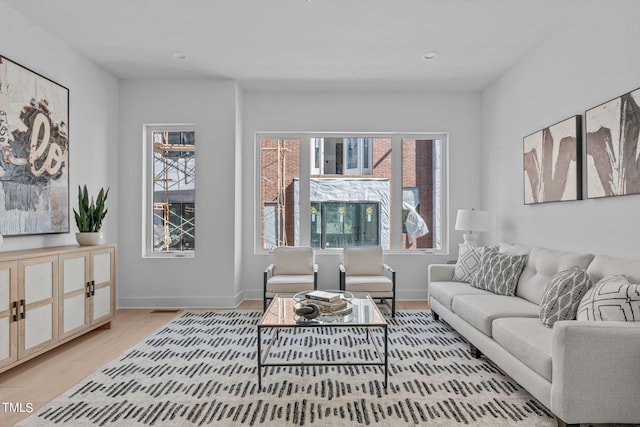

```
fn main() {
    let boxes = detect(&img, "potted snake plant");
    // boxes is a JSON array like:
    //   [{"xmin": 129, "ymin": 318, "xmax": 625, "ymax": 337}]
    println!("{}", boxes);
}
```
[{"xmin": 73, "ymin": 185, "xmax": 109, "ymax": 246}]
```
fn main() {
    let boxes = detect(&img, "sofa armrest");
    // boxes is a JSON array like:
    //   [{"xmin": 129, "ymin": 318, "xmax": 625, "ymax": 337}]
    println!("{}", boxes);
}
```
[
  {"xmin": 427, "ymin": 264, "xmax": 455, "ymax": 283},
  {"xmin": 551, "ymin": 320, "xmax": 640, "ymax": 424}
]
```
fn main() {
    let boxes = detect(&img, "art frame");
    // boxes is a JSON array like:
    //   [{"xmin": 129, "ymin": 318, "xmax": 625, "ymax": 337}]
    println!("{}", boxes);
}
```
[
  {"xmin": 585, "ymin": 87, "xmax": 640, "ymax": 199},
  {"xmin": 523, "ymin": 115, "xmax": 582, "ymax": 205},
  {"xmin": 0, "ymin": 55, "xmax": 69, "ymax": 236}
]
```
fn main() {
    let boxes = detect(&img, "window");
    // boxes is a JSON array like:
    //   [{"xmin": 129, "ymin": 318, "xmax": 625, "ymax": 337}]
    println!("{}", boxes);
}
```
[
  {"xmin": 257, "ymin": 133, "xmax": 447, "ymax": 253},
  {"xmin": 144, "ymin": 125, "xmax": 196, "ymax": 257}
]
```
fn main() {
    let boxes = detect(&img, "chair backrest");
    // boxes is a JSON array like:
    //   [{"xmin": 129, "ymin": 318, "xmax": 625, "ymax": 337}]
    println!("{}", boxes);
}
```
[
  {"xmin": 273, "ymin": 246, "xmax": 314, "ymax": 275},
  {"xmin": 343, "ymin": 246, "xmax": 384, "ymax": 276}
]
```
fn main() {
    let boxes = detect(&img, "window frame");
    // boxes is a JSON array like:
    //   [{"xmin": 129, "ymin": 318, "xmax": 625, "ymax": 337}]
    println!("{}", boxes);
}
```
[
  {"xmin": 255, "ymin": 132, "xmax": 449, "ymax": 255},
  {"xmin": 142, "ymin": 123, "xmax": 197, "ymax": 259}
]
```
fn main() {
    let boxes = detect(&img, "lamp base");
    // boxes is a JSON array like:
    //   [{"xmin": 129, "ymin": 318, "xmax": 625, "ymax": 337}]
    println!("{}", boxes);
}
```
[{"xmin": 462, "ymin": 233, "xmax": 479, "ymax": 247}]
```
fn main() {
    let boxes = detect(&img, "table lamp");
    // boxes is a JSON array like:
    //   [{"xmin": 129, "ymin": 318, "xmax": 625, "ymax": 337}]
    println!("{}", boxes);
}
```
[{"xmin": 454, "ymin": 209, "xmax": 488, "ymax": 246}]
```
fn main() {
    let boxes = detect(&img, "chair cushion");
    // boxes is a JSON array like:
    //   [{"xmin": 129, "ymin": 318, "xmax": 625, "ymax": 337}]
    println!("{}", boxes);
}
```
[
  {"xmin": 344, "ymin": 246, "xmax": 384, "ymax": 276},
  {"xmin": 493, "ymin": 317, "xmax": 553, "ymax": 381},
  {"xmin": 451, "ymin": 295, "xmax": 539, "ymax": 336},
  {"xmin": 470, "ymin": 249, "xmax": 528, "ymax": 296},
  {"xmin": 345, "ymin": 275, "xmax": 393, "ymax": 293},
  {"xmin": 266, "ymin": 275, "xmax": 315, "ymax": 297},
  {"xmin": 429, "ymin": 281, "xmax": 494, "ymax": 311},
  {"xmin": 273, "ymin": 246, "xmax": 314, "ymax": 275}
]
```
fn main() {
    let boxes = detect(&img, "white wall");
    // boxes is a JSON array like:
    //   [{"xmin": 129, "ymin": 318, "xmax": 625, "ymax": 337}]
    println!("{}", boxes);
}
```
[
  {"xmin": 117, "ymin": 79, "xmax": 242, "ymax": 308},
  {"xmin": 0, "ymin": 2, "xmax": 119, "ymax": 252},
  {"xmin": 241, "ymin": 91, "xmax": 482, "ymax": 301},
  {"xmin": 482, "ymin": 0, "xmax": 640, "ymax": 259}
]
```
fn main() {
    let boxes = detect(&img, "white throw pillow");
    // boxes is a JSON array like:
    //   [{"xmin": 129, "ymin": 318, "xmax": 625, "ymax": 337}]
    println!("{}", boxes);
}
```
[
  {"xmin": 577, "ymin": 274, "xmax": 640, "ymax": 321},
  {"xmin": 453, "ymin": 244, "xmax": 485, "ymax": 283}
]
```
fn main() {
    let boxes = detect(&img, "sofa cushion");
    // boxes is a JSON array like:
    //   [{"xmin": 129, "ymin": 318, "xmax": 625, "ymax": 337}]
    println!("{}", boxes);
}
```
[
  {"xmin": 539, "ymin": 267, "xmax": 593, "ymax": 327},
  {"xmin": 470, "ymin": 249, "xmax": 528, "ymax": 296},
  {"xmin": 493, "ymin": 318, "xmax": 553, "ymax": 381},
  {"xmin": 577, "ymin": 274, "xmax": 640, "ymax": 321},
  {"xmin": 451, "ymin": 295, "xmax": 540, "ymax": 336},
  {"xmin": 516, "ymin": 247, "xmax": 594, "ymax": 305},
  {"xmin": 429, "ymin": 281, "xmax": 494, "ymax": 310},
  {"xmin": 453, "ymin": 244, "xmax": 485, "ymax": 282},
  {"xmin": 586, "ymin": 254, "xmax": 640, "ymax": 285}
]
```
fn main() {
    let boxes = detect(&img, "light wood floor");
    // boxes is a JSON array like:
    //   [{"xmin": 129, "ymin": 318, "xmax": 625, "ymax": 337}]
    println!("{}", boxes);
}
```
[{"xmin": 0, "ymin": 300, "xmax": 427, "ymax": 426}]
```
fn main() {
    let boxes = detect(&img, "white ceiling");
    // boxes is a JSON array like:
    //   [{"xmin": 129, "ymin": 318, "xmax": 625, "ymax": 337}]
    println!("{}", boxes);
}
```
[{"xmin": 3, "ymin": 0, "xmax": 590, "ymax": 91}]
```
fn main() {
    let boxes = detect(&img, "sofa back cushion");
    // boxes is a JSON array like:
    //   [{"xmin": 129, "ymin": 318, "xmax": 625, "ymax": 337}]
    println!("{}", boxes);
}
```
[
  {"xmin": 586, "ymin": 255, "xmax": 640, "ymax": 284},
  {"xmin": 516, "ymin": 247, "xmax": 594, "ymax": 305}
]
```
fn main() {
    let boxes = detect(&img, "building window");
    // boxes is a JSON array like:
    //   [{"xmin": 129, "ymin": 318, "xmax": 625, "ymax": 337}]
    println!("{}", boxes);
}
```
[
  {"xmin": 144, "ymin": 125, "xmax": 195, "ymax": 257},
  {"xmin": 257, "ymin": 133, "xmax": 447, "ymax": 253}
]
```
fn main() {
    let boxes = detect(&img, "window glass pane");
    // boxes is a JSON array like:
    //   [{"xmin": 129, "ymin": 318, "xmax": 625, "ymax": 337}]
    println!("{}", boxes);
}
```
[
  {"xmin": 310, "ymin": 137, "xmax": 391, "ymax": 249},
  {"xmin": 347, "ymin": 138, "xmax": 358, "ymax": 169},
  {"xmin": 260, "ymin": 138, "xmax": 300, "ymax": 248},
  {"xmin": 152, "ymin": 130, "xmax": 195, "ymax": 253},
  {"xmin": 401, "ymin": 139, "xmax": 440, "ymax": 249}
]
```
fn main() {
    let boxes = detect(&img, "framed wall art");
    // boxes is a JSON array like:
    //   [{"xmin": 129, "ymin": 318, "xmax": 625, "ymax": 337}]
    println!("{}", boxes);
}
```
[
  {"xmin": 523, "ymin": 115, "xmax": 582, "ymax": 204},
  {"xmin": 0, "ymin": 56, "xmax": 69, "ymax": 236},
  {"xmin": 585, "ymin": 87, "xmax": 640, "ymax": 199}
]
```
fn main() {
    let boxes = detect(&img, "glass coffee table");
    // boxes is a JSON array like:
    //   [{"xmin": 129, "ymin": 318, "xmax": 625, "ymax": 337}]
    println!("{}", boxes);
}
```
[{"xmin": 257, "ymin": 292, "xmax": 388, "ymax": 389}]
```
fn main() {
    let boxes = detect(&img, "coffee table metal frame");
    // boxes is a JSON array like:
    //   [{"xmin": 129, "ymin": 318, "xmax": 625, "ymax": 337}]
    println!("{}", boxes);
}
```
[{"xmin": 257, "ymin": 292, "xmax": 388, "ymax": 390}]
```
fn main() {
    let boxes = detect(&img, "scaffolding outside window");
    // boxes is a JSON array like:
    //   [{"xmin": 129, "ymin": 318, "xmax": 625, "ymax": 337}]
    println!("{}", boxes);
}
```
[{"xmin": 145, "ymin": 125, "xmax": 195, "ymax": 256}]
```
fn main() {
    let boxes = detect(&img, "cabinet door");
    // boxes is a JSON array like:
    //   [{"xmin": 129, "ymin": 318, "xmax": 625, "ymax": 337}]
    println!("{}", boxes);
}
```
[
  {"xmin": 0, "ymin": 261, "xmax": 18, "ymax": 369},
  {"xmin": 18, "ymin": 256, "xmax": 58, "ymax": 359},
  {"xmin": 90, "ymin": 247, "xmax": 115, "ymax": 324},
  {"xmin": 59, "ymin": 252, "xmax": 90, "ymax": 339}
]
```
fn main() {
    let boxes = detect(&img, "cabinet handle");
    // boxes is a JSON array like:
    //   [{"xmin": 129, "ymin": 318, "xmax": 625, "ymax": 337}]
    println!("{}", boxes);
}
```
[
  {"xmin": 86, "ymin": 281, "xmax": 91, "ymax": 297},
  {"xmin": 91, "ymin": 280, "xmax": 96, "ymax": 296},
  {"xmin": 20, "ymin": 299, "xmax": 25, "ymax": 319},
  {"xmin": 12, "ymin": 301, "xmax": 18, "ymax": 321}
]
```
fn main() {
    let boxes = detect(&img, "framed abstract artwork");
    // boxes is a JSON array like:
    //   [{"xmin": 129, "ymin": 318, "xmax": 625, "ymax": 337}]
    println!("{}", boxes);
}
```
[
  {"xmin": 0, "ymin": 56, "xmax": 69, "ymax": 236},
  {"xmin": 523, "ymin": 115, "xmax": 582, "ymax": 204},
  {"xmin": 585, "ymin": 87, "xmax": 640, "ymax": 199}
]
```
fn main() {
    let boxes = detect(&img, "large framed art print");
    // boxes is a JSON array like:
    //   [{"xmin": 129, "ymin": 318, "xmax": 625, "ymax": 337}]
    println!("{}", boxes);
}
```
[
  {"xmin": 585, "ymin": 87, "xmax": 640, "ymax": 199},
  {"xmin": 523, "ymin": 115, "xmax": 582, "ymax": 204},
  {"xmin": 0, "ymin": 56, "xmax": 69, "ymax": 236}
]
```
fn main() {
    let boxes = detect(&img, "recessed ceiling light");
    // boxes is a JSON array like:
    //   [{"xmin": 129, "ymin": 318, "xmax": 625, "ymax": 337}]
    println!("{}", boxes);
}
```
[
  {"xmin": 171, "ymin": 51, "xmax": 187, "ymax": 60},
  {"xmin": 423, "ymin": 51, "xmax": 439, "ymax": 60}
]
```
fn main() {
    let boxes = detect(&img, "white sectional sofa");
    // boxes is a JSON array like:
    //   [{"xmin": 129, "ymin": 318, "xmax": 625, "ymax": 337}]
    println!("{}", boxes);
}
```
[{"xmin": 427, "ymin": 244, "xmax": 640, "ymax": 427}]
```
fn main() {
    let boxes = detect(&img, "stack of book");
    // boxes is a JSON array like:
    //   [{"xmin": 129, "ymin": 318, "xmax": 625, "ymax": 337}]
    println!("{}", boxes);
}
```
[{"xmin": 303, "ymin": 291, "xmax": 352, "ymax": 315}]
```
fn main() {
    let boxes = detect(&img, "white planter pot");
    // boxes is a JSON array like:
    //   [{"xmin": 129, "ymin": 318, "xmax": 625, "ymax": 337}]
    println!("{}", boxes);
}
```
[{"xmin": 75, "ymin": 232, "xmax": 103, "ymax": 246}]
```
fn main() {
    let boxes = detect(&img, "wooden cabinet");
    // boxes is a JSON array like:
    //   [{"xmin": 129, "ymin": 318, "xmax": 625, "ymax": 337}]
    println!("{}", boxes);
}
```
[
  {"xmin": 0, "ymin": 244, "xmax": 116, "ymax": 374},
  {"xmin": 0, "ymin": 261, "xmax": 18, "ymax": 370},
  {"xmin": 59, "ymin": 247, "xmax": 115, "ymax": 339}
]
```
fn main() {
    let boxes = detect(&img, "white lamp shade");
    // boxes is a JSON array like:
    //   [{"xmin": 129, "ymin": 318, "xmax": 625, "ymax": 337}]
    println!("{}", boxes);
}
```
[{"xmin": 454, "ymin": 209, "xmax": 489, "ymax": 233}]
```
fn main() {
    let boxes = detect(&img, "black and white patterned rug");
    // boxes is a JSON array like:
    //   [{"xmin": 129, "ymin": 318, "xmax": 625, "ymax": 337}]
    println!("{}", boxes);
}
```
[{"xmin": 19, "ymin": 310, "xmax": 554, "ymax": 426}]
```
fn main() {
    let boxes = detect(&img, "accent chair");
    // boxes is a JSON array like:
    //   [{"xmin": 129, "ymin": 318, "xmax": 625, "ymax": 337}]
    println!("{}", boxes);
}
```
[
  {"xmin": 339, "ymin": 246, "xmax": 396, "ymax": 317},
  {"xmin": 263, "ymin": 246, "xmax": 318, "ymax": 310}
]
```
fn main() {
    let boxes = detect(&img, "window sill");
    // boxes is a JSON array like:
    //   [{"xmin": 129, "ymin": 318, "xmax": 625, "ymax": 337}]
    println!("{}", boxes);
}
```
[{"xmin": 143, "ymin": 252, "xmax": 195, "ymax": 259}]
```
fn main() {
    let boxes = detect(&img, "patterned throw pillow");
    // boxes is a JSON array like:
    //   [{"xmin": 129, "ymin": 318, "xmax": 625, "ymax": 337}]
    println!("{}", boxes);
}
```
[
  {"xmin": 470, "ymin": 248, "xmax": 528, "ymax": 296},
  {"xmin": 577, "ymin": 274, "xmax": 640, "ymax": 321},
  {"xmin": 539, "ymin": 267, "xmax": 592, "ymax": 328},
  {"xmin": 453, "ymin": 244, "xmax": 485, "ymax": 282}
]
